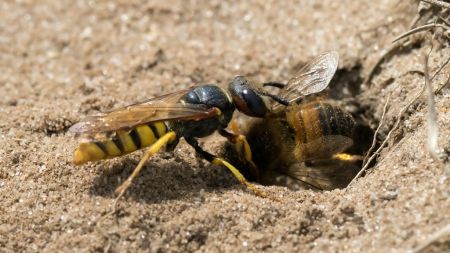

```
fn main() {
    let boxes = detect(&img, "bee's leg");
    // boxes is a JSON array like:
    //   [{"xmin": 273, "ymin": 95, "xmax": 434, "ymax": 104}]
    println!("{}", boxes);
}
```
[
  {"xmin": 185, "ymin": 137, "xmax": 270, "ymax": 199},
  {"xmin": 332, "ymin": 153, "xmax": 363, "ymax": 162},
  {"xmin": 219, "ymin": 128, "xmax": 259, "ymax": 180},
  {"xmin": 114, "ymin": 131, "xmax": 177, "ymax": 198}
]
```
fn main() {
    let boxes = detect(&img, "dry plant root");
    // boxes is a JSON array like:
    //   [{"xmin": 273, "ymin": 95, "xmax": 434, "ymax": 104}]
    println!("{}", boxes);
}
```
[
  {"xmin": 353, "ymin": 1, "xmax": 450, "ymax": 184},
  {"xmin": 412, "ymin": 223, "xmax": 450, "ymax": 253},
  {"xmin": 349, "ymin": 78, "xmax": 427, "ymax": 186}
]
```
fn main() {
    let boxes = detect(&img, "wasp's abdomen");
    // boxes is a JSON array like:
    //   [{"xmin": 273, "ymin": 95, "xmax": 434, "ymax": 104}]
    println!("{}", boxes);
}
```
[
  {"xmin": 286, "ymin": 101, "xmax": 355, "ymax": 161},
  {"xmin": 73, "ymin": 122, "xmax": 168, "ymax": 165}
]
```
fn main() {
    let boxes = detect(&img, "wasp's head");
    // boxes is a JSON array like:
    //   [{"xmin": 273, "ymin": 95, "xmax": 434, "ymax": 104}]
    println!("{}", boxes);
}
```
[{"xmin": 228, "ymin": 76, "xmax": 270, "ymax": 118}]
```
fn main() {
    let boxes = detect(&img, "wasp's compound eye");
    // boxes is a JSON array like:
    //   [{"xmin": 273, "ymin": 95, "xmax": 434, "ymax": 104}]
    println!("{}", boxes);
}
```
[{"xmin": 228, "ymin": 76, "xmax": 268, "ymax": 117}]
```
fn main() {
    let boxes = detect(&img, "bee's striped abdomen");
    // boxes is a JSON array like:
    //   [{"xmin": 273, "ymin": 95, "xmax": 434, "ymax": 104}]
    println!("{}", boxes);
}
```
[
  {"xmin": 287, "ymin": 101, "xmax": 355, "ymax": 161},
  {"xmin": 73, "ymin": 122, "xmax": 168, "ymax": 165}
]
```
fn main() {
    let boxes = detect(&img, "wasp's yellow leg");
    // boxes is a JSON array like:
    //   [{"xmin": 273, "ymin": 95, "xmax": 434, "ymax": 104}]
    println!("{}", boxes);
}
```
[
  {"xmin": 211, "ymin": 157, "xmax": 269, "ymax": 198},
  {"xmin": 332, "ymin": 153, "xmax": 363, "ymax": 162},
  {"xmin": 219, "ymin": 128, "xmax": 259, "ymax": 179},
  {"xmin": 185, "ymin": 137, "xmax": 277, "ymax": 200},
  {"xmin": 115, "ymin": 131, "xmax": 177, "ymax": 197}
]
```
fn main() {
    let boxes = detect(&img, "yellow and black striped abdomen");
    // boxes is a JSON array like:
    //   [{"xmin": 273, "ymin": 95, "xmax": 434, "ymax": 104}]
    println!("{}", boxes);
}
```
[
  {"xmin": 73, "ymin": 122, "xmax": 168, "ymax": 165},
  {"xmin": 286, "ymin": 101, "xmax": 355, "ymax": 161}
]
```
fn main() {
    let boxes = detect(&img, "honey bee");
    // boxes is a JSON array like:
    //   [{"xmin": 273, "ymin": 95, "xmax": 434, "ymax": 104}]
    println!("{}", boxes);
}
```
[{"xmin": 228, "ymin": 51, "xmax": 360, "ymax": 190}]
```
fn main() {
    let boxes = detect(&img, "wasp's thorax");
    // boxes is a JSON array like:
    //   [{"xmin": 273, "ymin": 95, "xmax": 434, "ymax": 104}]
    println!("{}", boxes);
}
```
[
  {"xmin": 171, "ymin": 85, "xmax": 235, "ymax": 139},
  {"xmin": 228, "ymin": 76, "xmax": 271, "ymax": 118}
]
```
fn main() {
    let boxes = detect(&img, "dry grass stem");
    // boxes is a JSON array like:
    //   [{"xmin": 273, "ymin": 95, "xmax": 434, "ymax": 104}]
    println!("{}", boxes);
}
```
[
  {"xmin": 423, "ymin": 51, "xmax": 441, "ymax": 160},
  {"xmin": 421, "ymin": 0, "xmax": 450, "ymax": 10},
  {"xmin": 431, "ymin": 55, "xmax": 450, "ymax": 80},
  {"xmin": 412, "ymin": 223, "xmax": 450, "ymax": 253},
  {"xmin": 349, "ymin": 80, "xmax": 427, "ymax": 186},
  {"xmin": 362, "ymin": 94, "xmax": 391, "ymax": 167},
  {"xmin": 392, "ymin": 23, "xmax": 443, "ymax": 43}
]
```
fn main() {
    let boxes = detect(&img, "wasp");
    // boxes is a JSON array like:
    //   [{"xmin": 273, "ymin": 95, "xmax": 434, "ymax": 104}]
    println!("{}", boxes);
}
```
[
  {"xmin": 69, "ymin": 70, "xmax": 293, "ymax": 198},
  {"xmin": 227, "ymin": 51, "xmax": 360, "ymax": 190}
]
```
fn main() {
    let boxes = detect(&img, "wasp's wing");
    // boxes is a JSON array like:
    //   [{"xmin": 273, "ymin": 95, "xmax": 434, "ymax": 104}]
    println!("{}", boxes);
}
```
[
  {"xmin": 272, "ymin": 51, "xmax": 339, "ymax": 111},
  {"xmin": 69, "ymin": 87, "xmax": 218, "ymax": 139}
]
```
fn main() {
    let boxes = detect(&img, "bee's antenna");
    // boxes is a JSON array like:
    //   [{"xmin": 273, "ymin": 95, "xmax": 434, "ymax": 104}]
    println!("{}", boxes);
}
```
[
  {"xmin": 258, "ymin": 92, "xmax": 290, "ymax": 106},
  {"xmin": 263, "ymin": 82, "xmax": 286, "ymax": 89}
]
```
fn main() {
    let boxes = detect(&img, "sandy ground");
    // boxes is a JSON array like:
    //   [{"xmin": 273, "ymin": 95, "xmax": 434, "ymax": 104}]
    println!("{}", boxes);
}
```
[{"xmin": 1, "ymin": 0, "xmax": 450, "ymax": 252}]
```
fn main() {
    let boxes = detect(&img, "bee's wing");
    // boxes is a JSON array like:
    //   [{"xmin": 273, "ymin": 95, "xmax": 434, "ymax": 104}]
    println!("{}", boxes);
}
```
[
  {"xmin": 283, "ymin": 160, "xmax": 359, "ymax": 190},
  {"xmin": 272, "ymin": 51, "xmax": 339, "ymax": 111},
  {"xmin": 284, "ymin": 51, "xmax": 339, "ymax": 98},
  {"xmin": 283, "ymin": 134, "xmax": 356, "ymax": 190},
  {"xmin": 69, "ymin": 87, "xmax": 218, "ymax": 138},
  {"xmin": 295, "ymin": 135, "xmax": 353, "ymax": 161}
]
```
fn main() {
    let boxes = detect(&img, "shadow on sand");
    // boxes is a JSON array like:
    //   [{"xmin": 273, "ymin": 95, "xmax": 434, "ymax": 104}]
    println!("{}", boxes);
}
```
[{"xmin": 88, "ymin": 154, "xmax": 240, "ymax": 204}]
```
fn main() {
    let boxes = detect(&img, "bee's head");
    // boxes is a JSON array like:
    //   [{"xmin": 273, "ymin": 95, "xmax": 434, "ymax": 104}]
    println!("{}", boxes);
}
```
[{"xmin": 228, "ymin": 76, "xmax": 269, "ymax": 118}]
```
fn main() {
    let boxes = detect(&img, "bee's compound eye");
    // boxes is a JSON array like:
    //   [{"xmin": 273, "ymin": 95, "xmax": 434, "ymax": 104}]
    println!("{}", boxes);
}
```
[{"xmin": 229, "ymin": 76, "xmax": 267, "ymax": 118}]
